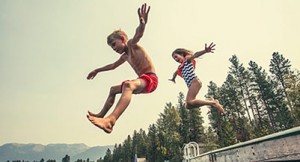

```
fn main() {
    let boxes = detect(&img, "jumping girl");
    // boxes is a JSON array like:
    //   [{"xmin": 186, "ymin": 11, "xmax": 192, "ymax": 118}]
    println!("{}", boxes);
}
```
[{"xmin": 169, "ymin": 43, "xmax": 224, "ymax": 113}]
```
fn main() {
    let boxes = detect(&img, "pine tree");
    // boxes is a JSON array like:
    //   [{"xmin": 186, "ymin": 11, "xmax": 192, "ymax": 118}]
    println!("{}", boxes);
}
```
[
  {"xmin": 103, "ymin": 149, "xmax": 112, "ymax": 162},
  {"xmin": 286, "ymin": 70, "xmax": 300, "ymax": 125},
  {"xmin": 188, "ymin": 108, "xmax": 205, "ymax": 143},
  {"xmin": 178, "ymin": 92, "xmax": 190, "ymax": 144},
  {"xmin": 146, "ymin": 124, "xmax": 162, "ymax": 161},
  {"xmin": 221, "ymin": 74, "xmax": 251, "ymax": 142},
  {"xmin": 132, "ymin": 129, "xmax": 147, "ymax": 158},
  {"xmin": 248, "ymin": 61, "xmax": 282, "ymax": 132},
  {"xmin": 270, "ymin": 52, "xmax": 293, "ymax": 110},
  {"xmin": 269, "ymin": 52, "xmax": 295, "ymax": 128},
  {"xmin": 229, "ymin": 55, "xmax": 256, "ymax": 126},
  {"xmin": 203, "ymin": 126, "xmax": 219, "ymax": 152},
  {"xmin": 156, "ymin": 102, "xmax": 182, "ymax": 161},
  {"xmin": 122, "ymin": 135, "xmax": 133, "ymax": 162},
  {"xmin": 112, "ymin": 144, "xmax": 122, "ymax": 162},
  {"xmin": 206, "ymin": 81, "xmax": 235, "ymax": 147},
  {"xmin": 62, "ymin": 155, "xmax": 70, "ymax": 162}
]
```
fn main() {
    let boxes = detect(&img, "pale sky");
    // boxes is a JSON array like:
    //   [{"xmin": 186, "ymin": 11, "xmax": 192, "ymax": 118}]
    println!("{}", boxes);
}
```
[{"xmin": 1, "ymin": 0, "xmax": 299, "ymax": 147}]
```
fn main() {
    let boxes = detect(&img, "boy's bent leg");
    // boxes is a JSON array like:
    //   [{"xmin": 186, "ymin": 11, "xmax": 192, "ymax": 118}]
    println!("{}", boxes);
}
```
[
  {"xmin": 88, "ymin": 85, "xmax": 122, "ymax": 118},
  {"xmin": 109, "ymin": 79, "xmax": 147, "ymax": 121},
  {"xmin": 87, "ymin": 79, "xmax": 147, "ymax": 133}
]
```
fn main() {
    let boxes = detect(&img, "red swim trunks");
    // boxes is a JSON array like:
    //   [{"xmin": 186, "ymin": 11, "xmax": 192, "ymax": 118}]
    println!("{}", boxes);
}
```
[{"xmin": 121, "ymin": 72, "xmax": 158, "ymax": 94}]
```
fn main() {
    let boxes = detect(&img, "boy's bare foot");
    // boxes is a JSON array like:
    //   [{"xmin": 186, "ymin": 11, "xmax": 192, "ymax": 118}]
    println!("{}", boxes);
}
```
[
  {"xmin": 213, "ymin": 100, "xmax": 225, "ymax": 113},
  {"xmin": 87, "ymin": 115, "xmax": 114, "ymax": 134},
  {"xmin": 88, "ymin": 111, "xmax": 101, "ymax": 118}
]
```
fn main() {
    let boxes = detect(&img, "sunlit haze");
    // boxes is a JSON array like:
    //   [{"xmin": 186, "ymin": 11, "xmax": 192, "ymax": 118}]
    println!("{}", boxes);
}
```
[{"xmin": 1, "ymin": 0, "xmax": 299, "ymax": 147}]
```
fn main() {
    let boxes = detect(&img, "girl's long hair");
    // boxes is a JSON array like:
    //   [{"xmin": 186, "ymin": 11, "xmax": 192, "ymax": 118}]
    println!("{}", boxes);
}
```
[{"xmin": 172, "ymin": 48, "xmax": 193, "ymax": 57}]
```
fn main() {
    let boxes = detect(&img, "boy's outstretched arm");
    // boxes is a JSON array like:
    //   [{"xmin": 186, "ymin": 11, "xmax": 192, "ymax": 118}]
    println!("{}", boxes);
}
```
[
  {"xmin": 189, "ymin": 42, "xmax": 216, "ymax": 61},
  {"xmin": 131, "ymin": 3, "xmax": 150, "ymax": 45},
  {"xmin": 87, "ymin": 56, "xmax": 126, "ymax": 80}
]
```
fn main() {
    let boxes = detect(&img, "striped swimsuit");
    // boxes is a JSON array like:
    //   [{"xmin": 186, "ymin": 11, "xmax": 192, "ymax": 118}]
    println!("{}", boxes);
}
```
[{"xmin": 179, "ymin": 60, "xmax": 197, "ymax": 87}]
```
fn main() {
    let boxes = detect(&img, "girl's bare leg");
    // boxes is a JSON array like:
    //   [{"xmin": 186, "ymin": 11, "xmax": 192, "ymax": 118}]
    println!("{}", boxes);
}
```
[
  {"xmin": 88, "ymin": 85, "xmax": 122, "ymax": 118},
  {"xmin": 186, "ymin": 79, "xmax": 224, "ymax": 113},
  {"xmin": 87, "ymin": 79, "xmax": 147, "ymax": 133},
  {"xmin": 213, "ymin": 99, "xmax": 224, "ymax": 113}
]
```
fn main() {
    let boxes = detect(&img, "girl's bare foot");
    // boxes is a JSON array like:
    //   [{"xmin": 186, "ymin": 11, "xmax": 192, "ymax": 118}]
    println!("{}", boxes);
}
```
[
  {"xmin": 207, "ymin": 97, "xmax": 214, "ymax": 101},
  {"xmin": 87, "ymin": 115, "xmax": 114, "ymax": 133},
  {"xmin": 213, "ymin": 100, "xmax": 225, "ymax": 113}
]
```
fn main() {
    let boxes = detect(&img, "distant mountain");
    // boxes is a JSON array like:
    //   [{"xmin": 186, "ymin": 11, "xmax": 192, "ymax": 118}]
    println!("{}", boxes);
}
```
[{"xmin": 0, "ymin": 143, "xmax": 114, "ymax": 161}]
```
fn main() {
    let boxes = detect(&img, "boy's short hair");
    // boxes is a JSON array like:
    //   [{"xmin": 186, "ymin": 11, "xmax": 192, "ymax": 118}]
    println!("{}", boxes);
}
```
[{"xmin": 107, "ymin": 29, "xmax": 128, "ymax": 45}]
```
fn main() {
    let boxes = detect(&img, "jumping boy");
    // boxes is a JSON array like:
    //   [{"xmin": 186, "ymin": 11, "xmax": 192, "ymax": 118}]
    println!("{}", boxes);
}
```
[{"xmin": 86, "ymin": 4, "xmax": 158, "ymax": 133}]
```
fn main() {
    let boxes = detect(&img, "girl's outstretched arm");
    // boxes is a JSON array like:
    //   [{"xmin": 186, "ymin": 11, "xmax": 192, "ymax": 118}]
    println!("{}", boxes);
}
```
[
  {"xmin": 169, "ymin": 70, "xmax": 178, "ymax": 83},
  {"xmin": 188, "ymin": 42, "xmax": 216, "ymax": 61}
]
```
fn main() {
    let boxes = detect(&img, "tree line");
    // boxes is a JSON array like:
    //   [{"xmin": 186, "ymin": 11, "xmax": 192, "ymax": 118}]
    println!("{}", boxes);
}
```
[
  {"xmin": 100, "ymin": 52, "xmax": 299, "ymax": 162},
  {"xmin": 7, "ymin": 155, "xmax": 94, "ymax": 162}
]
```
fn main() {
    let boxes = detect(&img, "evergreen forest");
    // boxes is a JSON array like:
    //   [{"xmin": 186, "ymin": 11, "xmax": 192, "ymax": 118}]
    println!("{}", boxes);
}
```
[{"xmin": 100, "ymin": 52, "xmax": 300, "ymax": 162}]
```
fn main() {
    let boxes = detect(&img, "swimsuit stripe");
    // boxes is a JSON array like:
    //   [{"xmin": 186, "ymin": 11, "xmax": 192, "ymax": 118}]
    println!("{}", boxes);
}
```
[{"xmin": 181, "ymin": 61, "xmax": 197, "ymax": 87}]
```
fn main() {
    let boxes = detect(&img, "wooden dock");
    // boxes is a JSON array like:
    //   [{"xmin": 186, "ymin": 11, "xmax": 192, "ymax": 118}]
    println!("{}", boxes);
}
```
[{"xmin": 183, "ymin": 126, "xmax": 300, "ymax": 162}]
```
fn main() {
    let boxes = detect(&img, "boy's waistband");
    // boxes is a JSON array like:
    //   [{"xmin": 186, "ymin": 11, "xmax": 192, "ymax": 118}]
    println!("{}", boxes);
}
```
[{"xmin": 144, "ymin": 72, "xmax": 156, "ymax": 76}]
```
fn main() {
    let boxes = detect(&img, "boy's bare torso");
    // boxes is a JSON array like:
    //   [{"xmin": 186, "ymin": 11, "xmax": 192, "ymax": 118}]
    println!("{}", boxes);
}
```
[{"xmin": 122, "ymin": 41, "xmax": 155, "ymax": 76}]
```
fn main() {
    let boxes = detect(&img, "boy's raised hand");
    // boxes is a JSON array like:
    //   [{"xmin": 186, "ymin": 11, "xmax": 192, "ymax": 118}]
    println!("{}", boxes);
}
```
[
  {"xmin": 138, "ymin": 3, "xmax": 150, "ymax": 24},
  {"xmin": 205, "ymin": 42, "xmax": 216, "ymax": 53}
]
